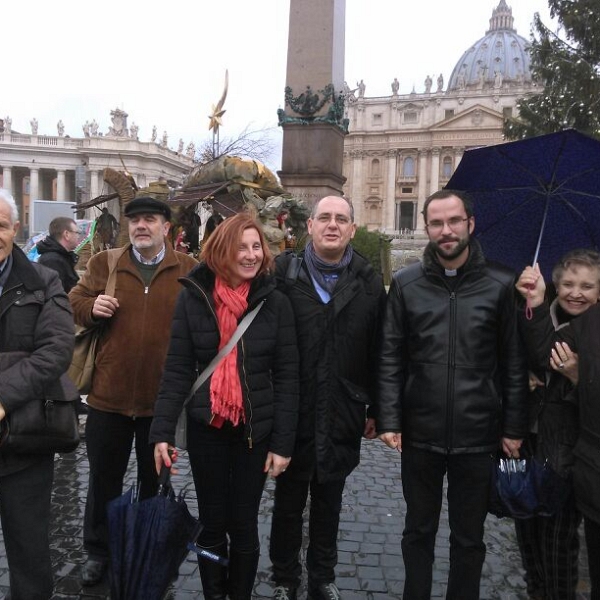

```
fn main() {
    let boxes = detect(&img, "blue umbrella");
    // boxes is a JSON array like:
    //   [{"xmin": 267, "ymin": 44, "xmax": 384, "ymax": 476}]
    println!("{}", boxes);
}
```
[
  {"xmin": 446, "ymin": 129, "xmax": 600, "ymax": 280},
  {"xmin": 107, "ymin": 467, "xmax": 202, "ymax": 600}
]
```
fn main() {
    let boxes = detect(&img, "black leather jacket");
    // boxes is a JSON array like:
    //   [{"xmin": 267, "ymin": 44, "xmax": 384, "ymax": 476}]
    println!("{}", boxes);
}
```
[{"xmin": 377, "ymin": 240, "xmax": 528, "ymax": 454}]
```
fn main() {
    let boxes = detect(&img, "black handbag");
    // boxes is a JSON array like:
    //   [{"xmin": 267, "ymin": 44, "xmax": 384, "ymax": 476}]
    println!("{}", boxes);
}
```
[{"xmin": 0, "ymin": 352, "xmax": 80, "ymax": 455}]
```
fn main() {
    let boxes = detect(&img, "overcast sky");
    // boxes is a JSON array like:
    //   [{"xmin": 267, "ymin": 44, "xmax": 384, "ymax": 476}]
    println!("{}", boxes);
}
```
[{"xmin": 4, "ymin": 1, "xmax": 552, "ymax": 173}]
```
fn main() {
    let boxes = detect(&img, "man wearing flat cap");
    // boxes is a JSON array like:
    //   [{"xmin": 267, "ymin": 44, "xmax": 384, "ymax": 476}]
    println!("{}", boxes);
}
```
[{"xmin": 69, "ymin": 195, "xmax": 198, "ymax": 586}]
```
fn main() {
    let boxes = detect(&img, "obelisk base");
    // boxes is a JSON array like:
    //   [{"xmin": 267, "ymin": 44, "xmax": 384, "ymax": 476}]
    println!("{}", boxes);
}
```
[{"xmin": 278, "ymin": 123, "xmax": 347, "ymax": 206}]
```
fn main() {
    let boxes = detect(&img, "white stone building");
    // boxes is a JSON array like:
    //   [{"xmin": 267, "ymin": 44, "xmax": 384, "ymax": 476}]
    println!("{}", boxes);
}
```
[
  {"xmin": 0, "ymin": 108, "xmax": 193, "ymax": 239},
  {"xmin": 343, "ymin": 0, "xmax": 537, "ymax": 233}
]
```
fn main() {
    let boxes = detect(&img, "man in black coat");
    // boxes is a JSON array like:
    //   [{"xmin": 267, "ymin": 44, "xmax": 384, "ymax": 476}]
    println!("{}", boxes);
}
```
[
  {"xmin": 36, "ymin": 216, "xmax": 80, "ymax": 292},
  {"xmin": 269, "ymin": 196, "xmax": 386, "ymax": 600},
  {"xmin": 377, "ymin": 190, "xmax": 528, "ymax": 600},
  {"xmin": 0, "ymin": 189, "xmax": 75, "ymax": 599}
]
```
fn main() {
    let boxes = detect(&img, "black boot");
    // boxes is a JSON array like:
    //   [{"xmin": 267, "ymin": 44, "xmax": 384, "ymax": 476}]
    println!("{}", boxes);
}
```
[
  {"xmin": 198, "ymin": 543, "xmax": 229, "ymax": 600},
  {"xmin": 228, "ymin": 547, "xmax": 260, "ymax": 600}
]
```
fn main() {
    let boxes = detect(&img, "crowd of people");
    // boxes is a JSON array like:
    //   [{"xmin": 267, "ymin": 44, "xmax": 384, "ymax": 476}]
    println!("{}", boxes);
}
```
[{"xmin": 0, "ymin": 185, "xmax": 598, "ymax": 600}]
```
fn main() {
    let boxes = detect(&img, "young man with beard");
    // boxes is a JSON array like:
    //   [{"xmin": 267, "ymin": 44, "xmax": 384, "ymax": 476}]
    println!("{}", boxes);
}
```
[
  {"xmin": 69, "ymin": 196, "xmax": 197, "ymax": 586},
  {"xmin": 377, "ymin": 189, "xmax": 528, "ymax": 600}
]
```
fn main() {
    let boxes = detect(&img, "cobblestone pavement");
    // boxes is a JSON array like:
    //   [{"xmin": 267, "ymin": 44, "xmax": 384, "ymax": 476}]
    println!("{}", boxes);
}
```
[{"xmin": 0, "ymin": 422, "xmax": 591, "ymax": 599}]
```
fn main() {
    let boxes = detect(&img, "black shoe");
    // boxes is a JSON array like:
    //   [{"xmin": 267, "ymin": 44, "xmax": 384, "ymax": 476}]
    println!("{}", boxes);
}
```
[
  {"xmin": 81, "ymin": 558, "xmax": 107, "ymax": 586},
  {"xmin": 273, "ymin": 585, "xmax": 298, "ymax": 600},
  {"xmin": 309, "ymin": 583, "xmax": 342, "ymax": 600}
]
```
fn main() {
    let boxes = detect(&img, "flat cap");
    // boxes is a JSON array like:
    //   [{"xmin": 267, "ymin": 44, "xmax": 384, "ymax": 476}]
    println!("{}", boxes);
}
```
[{"xmin": 124, "ymin": 196, "xmax": 171, "ymax": 221}]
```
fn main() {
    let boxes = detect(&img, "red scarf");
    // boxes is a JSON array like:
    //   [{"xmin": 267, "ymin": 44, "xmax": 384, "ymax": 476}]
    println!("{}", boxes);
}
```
[{"xmin": 209, "ymin": 277, "xmax": 250, "ymax": 427}]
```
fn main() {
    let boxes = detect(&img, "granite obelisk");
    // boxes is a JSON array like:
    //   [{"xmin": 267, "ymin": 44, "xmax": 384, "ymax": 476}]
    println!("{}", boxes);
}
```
[{"xmin": 278, "ymin": 0, "xmax": 348, "ymax": 204}]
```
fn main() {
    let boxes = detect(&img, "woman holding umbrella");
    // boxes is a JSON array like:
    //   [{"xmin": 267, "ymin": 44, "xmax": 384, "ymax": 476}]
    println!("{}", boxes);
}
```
[
  {"xmin": 515, "ymin": 249, "xmax": 600, "ymax": 600},
  {"xmin": 150, "ymin": 212, "xmax": 299, "ymax": 600}
]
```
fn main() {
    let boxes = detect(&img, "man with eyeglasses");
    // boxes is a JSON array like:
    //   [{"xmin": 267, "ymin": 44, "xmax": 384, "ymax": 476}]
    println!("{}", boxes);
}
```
[
  {"xmin": 269, "ymin": 196, "xmax": 386, "ymax": 600},
  {"xmin": 377, "ymin": 189, "xmax": 528, "ymax": 600},
  {"xmin": 36, "ymin": 216, "xmax": 81, "ymax": 293}
]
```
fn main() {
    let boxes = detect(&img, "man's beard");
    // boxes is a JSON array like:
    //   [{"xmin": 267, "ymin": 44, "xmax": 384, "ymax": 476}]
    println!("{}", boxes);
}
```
[{"xmin": 431, "ymin": 233, "xmax": 470, "ymax": 261}]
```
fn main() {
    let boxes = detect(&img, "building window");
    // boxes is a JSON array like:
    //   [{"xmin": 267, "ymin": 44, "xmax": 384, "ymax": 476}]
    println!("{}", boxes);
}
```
[
  {"xmin": 371, "ymin": 158, "xmax": 380, "ymax": 177},
  {"xmin": 395, "ymin": 201, "xmax": 415, "ymax": 230},
  {"xmin": 372, "ymin": 113, "xmax": 382, "ymax": 125},
  {"xmin": 442, "ymin": 156, "xmax": 453, "ymax": 179},
  {"xmin": 503, "ymin": 106, "xmax": 513, "ymax": 119},
  {"xmin": 445, "ymin": 109, "xmax": 455, "ymax": 120},
  {"xmin": 403, "ymin": 111, "xmax": 418, "ymax": 124},
  {"xmin": 401, "ymin": 187, "xmax": 413, "ymax": 194},
  {"xmin": 402, "ymin": 156, "xmax": 415, "ymax": 178},
  {"xmin": 367, "ymin": 202, "xmax": 381, "ymax": 225}
]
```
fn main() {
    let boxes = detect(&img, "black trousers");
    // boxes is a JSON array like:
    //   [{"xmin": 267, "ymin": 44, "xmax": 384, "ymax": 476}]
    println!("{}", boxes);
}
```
[
  {"xmin": 187, "ymin": 418, "xmax": 269, "ymax": 553},
  {"xmin": 83, "ymin": 407, "xmax": 156, "ymax": 559},
  {"xmin": 585, "ymin": 516, "xmax": 600, "ymax": 600},
  {"xmin": 0, "ymin": 456, "xmax": 54, "ymax": 599},
  {"xmin": 401, "ymin": 446, "xmax": 492, "ymax": 600},
  {"xmin": 269, "ymin": 469, "xmax": 346, "ymax": 590}
]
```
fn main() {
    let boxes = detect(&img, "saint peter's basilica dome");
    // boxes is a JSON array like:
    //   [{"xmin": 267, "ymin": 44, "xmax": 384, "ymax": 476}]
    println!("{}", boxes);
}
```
[{"xmin": 447, "ymin": 0, "xmax": 532, "ymax": 91}]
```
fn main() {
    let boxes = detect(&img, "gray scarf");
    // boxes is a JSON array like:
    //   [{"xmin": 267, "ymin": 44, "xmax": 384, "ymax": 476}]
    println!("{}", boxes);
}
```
[{"xmin": 304, "ymin": 241, "xmax": 353, "ymax": 294}]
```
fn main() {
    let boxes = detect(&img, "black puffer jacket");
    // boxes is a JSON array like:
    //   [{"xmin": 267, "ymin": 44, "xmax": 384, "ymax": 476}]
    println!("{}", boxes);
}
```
[
  {"xmin": 36, "ymin": 236, "xmax": 79, "ymax": 293},
  {"xmin": 275, "ymin": 249, "xmax": 386, "ymax": 482},
  {"xmin": 378, "ymin": 240, "xmax": 528, "ymax": 454},
  {"xmin": 149, "ymin": 264, "xmax": 299, "ymax": 457},
  {"xmin": 522, "ymin": 301, "xmax": 600, "ymax": 523}
]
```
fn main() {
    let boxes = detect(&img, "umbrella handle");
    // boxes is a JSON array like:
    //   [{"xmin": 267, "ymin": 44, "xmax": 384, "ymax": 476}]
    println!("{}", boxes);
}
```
[{"xmin": 157, "ymin": 464, "xmax": 171, "ymax": 493}]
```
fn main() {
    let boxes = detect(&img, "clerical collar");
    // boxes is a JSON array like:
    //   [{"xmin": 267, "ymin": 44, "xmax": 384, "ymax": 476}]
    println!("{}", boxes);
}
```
[
  {"xmin": 132, "ymin": 245, "xmax": 166, "ymax": 265},
  {"xmin": 444, "ymin": 268, "xmax": 458, "ymax": 277}
]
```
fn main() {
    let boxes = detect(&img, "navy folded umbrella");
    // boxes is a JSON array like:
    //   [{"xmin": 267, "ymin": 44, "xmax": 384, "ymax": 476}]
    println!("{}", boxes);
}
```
[
  {"xmin": 446, "ymin": 129, "xmax": 600, "ymax": 280},
  {"xmin": 107, "ymin": 467, "xmax": 202, "ymax": 600}
]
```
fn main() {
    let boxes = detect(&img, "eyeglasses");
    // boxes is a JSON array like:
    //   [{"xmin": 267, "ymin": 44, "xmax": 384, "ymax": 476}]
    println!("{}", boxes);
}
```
[
  {"xmin": 314, "ymin": 214, "xmax": 352, "ymax": 225},
  {"xmin": 67, "ymin": 229, "xmax": 80, "ymax": 234},
  {"xmin": 425, "ymin": 217, "xmax": 470, "ymax": 233}
]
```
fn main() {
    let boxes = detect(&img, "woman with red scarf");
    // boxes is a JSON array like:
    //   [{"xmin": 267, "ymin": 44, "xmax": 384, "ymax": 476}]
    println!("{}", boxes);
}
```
[{"xmin": 150, "ymin": 213, "xmax": 299, "ymax": 600}]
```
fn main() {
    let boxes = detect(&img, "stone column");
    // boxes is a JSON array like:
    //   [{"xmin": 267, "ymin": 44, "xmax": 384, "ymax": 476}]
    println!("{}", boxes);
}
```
[
  {"xmin": 454, "ymin": 146, "xmax": 465, "ymax": 170},
  {"xmin": 417, "ymin": 148, "xmax": 428, "ymax": 231},
  {"xmin": 389, "ymin": 102, "xmax": 397, "ymax": 129},
  {"xmin": 351, "ymin": 150, "xmax": 364, "ymax": 225},
  {"xmin": 386, "ymin": 149, "xmax": 397, "ymax": 231},
  {"xmin": 29, "ymin": 168, "xmax": 39, "ymax": 233},
  {"xmin": 430, "ymin": 147, "xmax": 441, "ymax": 196},
  {"xmin": 89, "ymin": 170, "xmax": 99, "ymax": 200},
  {"xmin": 56, "ymin": 170, "xmax": 66, "ymax": 201},
  {"xmin": 279, "ymin": 0, "xmax": 347, "ymax": 204},
  {"xmin": 356, "ymin": 103, "xmax": 366, "ymax": 131},
  {"xmin": 30, "ymin": 168, "xmax": 40, "ymax": 202},
  {"xmin": 2, "ymin": 166, "xmax": 12, "ymax": 193}
]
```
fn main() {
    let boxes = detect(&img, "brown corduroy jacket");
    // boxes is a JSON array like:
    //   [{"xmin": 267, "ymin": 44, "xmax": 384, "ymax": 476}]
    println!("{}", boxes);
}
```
[{"xmin": 69, "ymin": 244, "xmax": 197, "ymax": 417}]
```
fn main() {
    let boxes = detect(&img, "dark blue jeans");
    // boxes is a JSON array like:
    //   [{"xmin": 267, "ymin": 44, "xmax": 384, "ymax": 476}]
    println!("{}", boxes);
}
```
[
  {"xmin": 401, "ymin": 446, "xmax": 492, "ymax": 600},
  {"xmin": 83, "ymin": 407, "xmax": 156, "ymax": 559},
  {"xmin": 187, "ymin": 418, "xmax": 269, "ymax": 553},
  {"xmin": 269, "ymin": 470, "xmax": 346, "ymax": 590}
]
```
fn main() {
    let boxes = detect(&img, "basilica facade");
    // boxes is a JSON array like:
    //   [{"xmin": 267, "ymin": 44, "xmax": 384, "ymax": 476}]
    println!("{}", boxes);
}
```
[
  {"xmin": 0, "ymin": 109, "xmax": 194, "ymax": 239},
  {"xmin": 342, "ymin": 0, "xmax": 537, "ymax": 234}
]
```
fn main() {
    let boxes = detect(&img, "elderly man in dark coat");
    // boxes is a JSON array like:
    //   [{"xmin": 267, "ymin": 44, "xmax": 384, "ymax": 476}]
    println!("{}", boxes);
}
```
[{"xmin": 0, "ymin": 188, "xmax": 75, "ymax": 599}]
